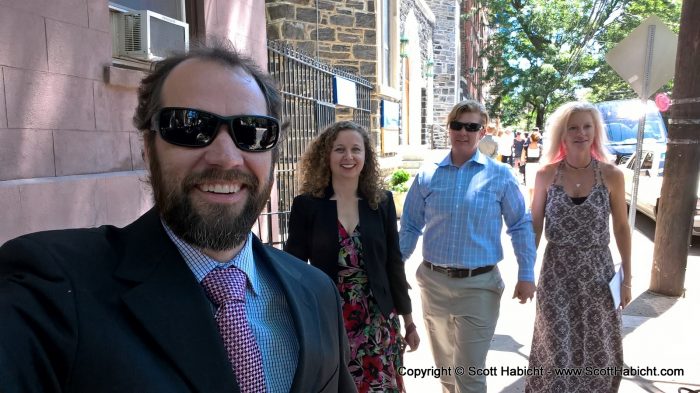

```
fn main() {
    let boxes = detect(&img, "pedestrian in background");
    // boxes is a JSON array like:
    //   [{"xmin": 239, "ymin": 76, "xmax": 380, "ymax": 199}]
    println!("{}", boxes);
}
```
[
  {"xmin": 513, "ymin": 131, "xmax": 526, "ymax": 183},
  {"xmin": 497, "ymin": 128, "xmax": 514, "ymax": 165},
  {"xmin": 522, "ymin": 131, "xmax": 543, "ymax": 207},
  {"xmin": 525, "ymin": 101, "xmax": 631, "ymax": 393},
  {"xmin": 478, "ymin": 123, "xmax": 498, "ymax": 159},
  {"xmin": 285, "ymin": 121, "xmax": 419, "ymax": 393},
  {"xmin": 399, "ymin": 99, "xmax": 536, "ymax": 393}
]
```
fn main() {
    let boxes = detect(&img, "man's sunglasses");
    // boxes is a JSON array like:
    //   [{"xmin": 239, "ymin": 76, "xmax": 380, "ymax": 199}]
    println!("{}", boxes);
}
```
[
  {"xmin": 151, "ymin": 107, "xmax": 280, "ymax": 152},
  {"xmin": 449, "ymin": 121, "xmax": 483, "ymax": 132}
]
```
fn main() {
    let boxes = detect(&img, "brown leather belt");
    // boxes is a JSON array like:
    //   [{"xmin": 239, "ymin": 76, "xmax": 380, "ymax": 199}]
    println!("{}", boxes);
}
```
[{"xmin": 423, "ymin": 261, "xmax": 494, "ymax": 278}]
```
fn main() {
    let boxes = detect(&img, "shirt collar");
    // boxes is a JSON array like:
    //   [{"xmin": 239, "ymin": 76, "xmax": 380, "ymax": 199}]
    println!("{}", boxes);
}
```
[
  {"xmin": 437, "ymin": 148, "xmax": 487, "ymax": 168},
  {"xmin": 161, "ymin": 221, "xmax": 260, "ymax": 296}
]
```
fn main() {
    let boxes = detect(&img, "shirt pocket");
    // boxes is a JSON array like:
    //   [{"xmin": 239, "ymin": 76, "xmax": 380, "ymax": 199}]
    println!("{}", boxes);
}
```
[{"xmin": 470, "ymin": 190, "xmax": 501, "ymax": 221}]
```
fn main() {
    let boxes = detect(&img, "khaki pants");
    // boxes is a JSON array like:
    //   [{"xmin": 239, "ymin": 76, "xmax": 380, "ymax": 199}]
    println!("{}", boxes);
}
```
[{"xmin": 416, "ymin": 263, "xmax": 505, "ymax": 393}]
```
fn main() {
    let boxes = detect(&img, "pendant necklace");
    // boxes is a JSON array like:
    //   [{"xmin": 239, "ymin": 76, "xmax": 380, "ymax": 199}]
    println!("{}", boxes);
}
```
[{"xmin": 565, "ymin": 158, "xmax": 592, "ymax": 193}]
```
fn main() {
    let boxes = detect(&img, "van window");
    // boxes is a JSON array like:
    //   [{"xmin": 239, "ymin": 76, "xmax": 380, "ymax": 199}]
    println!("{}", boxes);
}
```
[{"xmin": 596, "ymin": 100, "xmax": 667, "ymax": 143}]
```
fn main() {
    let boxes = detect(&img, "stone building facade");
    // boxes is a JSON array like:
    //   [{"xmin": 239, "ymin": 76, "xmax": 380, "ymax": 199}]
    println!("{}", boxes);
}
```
[
  {"xmin": 424, "ymin": 0, "xmax": 461, "ymax": 148},
  {"xmin": 266, "ymin": 0, "xmax": 384, "ymax": 147},
  {"xmin": 460, "ymin": 0, "xmax": 489, "ymax": 103},
  {"xmin": 398, "ymin": 0, "xmax": 435, "ymax": 149}
]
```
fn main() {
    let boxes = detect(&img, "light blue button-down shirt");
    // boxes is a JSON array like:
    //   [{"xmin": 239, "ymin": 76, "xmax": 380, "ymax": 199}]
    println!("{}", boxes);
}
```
[
  {"xmin": 163, "ymin": 224, "xmax": 299, "ymax": 392},
  {"xmin": 399, "ymin": 150, "xmax": 536, "ymax": 281}
]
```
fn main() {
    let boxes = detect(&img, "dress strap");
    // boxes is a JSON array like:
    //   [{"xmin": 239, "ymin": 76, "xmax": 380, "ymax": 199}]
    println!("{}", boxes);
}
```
[
  {"xmin": 592, "ymin": 159, "xmax": 604, "ymax": 186},
  {"xmin": 553, "ymin": 161, "xmax": 565, "ymax": 186}
]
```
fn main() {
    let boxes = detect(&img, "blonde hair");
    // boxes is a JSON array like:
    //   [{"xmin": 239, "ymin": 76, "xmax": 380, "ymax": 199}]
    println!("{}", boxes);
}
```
[
  {"xmin": 543, "ymin": 101, "xmax": 609, "ymax": 164},
  {"xmin": 447, "ymin": 100, "xmax": 489, "ymax": 128},
  {"xmin": 298, "ymin": 121, "xmax": 385, "ymax": 209}
]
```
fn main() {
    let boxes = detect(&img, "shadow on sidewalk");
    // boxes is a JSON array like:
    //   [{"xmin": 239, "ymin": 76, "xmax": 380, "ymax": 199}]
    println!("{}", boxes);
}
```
[{"xmin": 621, "ymin": 290, "xmax": 679, "ymax": 338}]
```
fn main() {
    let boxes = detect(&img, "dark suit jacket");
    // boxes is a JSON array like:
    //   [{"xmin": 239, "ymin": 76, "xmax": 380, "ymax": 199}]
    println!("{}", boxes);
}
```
[
  {"xmin": 284, "ymin": 189, "xmax": 411, "ymax": 317},
  {"xmin": 0, "ymin": 208, "xmax": 355, "ymax": 393}
]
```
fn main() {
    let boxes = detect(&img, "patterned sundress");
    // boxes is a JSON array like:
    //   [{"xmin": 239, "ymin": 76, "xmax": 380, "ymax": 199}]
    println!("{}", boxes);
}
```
[
  {"xmin": 337, "ymin": 221, "xmax": 405, "ymax": 393},
  {"xmin": 525, "ymin": 160, "xmax": 623, "ymax": 392}
]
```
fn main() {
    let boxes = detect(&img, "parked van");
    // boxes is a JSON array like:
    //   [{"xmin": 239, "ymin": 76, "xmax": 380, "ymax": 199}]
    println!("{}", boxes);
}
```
[{"xmin": 595, "ymin": 99, "xmax": 667, "ymax": 163}]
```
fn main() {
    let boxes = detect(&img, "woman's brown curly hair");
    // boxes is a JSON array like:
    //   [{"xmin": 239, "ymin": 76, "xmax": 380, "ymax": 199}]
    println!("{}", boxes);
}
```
[{"xmin": 298, "ymin": 121, "xmax": 386, "ymax": 209}]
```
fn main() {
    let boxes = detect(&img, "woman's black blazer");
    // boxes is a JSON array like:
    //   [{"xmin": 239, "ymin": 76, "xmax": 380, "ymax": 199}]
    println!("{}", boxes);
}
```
[{"xmin": 284, "ymin": 188, "xmax": 412, "ymax": 317}]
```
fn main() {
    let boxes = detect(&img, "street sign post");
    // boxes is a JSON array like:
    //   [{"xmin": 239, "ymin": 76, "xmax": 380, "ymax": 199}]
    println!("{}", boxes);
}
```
[{"xmin": 605, "ymin": 15, "xmax": 678, "ymax": 232}]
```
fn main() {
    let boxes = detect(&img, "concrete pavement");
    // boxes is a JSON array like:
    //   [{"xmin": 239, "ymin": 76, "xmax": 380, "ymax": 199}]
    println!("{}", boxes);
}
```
[{"xmin": 400, "ymin": 197, "xmax": 700, "ymax": 392}]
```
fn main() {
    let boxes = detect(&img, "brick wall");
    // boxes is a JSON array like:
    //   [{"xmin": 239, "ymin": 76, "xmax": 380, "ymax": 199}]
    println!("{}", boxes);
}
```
[{"xmin": 0, "ymin": 0, "xmax": 267, "ymax": 245}]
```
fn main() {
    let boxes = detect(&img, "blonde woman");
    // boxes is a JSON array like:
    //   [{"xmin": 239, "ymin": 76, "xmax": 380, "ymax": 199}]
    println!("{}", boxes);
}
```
[{"xmin": 525, "ymin": 102, "xmax": 632, "ymax": 393}]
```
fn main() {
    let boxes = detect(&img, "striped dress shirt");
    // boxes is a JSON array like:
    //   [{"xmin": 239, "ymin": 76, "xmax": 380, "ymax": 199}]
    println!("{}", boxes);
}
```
[
  {"xmin": 399, "ymin": 150, "xmax": 536, "ymax": 281},
  {"xmin": 163, "ymin": 224, "xmax": 299, "ymax": 393}
]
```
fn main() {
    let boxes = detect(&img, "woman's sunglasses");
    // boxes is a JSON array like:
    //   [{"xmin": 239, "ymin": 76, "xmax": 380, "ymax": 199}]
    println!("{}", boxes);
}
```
[
  {"xmin": 449, "ymin": 121, "xmax": 483, "ymax": 132},
  {"xmin": 151, "ymin": 107, "xmax": 280, "ymax": 152}
]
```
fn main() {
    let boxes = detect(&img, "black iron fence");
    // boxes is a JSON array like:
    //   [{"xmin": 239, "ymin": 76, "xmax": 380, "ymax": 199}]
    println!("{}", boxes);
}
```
[{"xmin": 255, "ymin": 41, "xmax": 373, "ymax": 247}]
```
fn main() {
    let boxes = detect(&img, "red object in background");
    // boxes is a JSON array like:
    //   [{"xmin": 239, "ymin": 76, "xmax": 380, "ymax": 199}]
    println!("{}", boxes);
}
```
[{"xmin": 655, "ymin": 93, "xmax": 671, "ymax": 112}]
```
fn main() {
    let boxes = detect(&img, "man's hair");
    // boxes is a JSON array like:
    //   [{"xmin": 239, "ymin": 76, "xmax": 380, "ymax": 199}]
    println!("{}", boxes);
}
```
[
  {"xmin": 446, "ymin": 100, "xmax": 489, "ymax": 128},
  {"xmin": 133, "ymin": 40, "xmax": 284, "ymax": 161},
  {"xmin": 298, "ymin": 121, "xmax": 386, "ymax": 210}
]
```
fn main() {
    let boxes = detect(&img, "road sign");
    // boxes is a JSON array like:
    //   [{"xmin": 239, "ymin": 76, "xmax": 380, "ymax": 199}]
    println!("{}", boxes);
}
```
[
  {"xmin": 606, "ymin": 15, "xmax": 678, "ymax": 232},
  {"xmin": 606, "ymin": 15, "xmax": 678, "ymax": 99}
]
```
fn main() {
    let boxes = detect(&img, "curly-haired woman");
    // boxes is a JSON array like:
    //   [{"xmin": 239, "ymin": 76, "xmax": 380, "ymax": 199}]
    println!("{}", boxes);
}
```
[{"xmin": 285, "ymin": 121, "xmax": 419, "ymax": 392}]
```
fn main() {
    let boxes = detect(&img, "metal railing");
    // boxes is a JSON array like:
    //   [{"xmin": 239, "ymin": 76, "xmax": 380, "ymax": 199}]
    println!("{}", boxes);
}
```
[{"xmin": 255, "ymin": 41, "xmax": 373, "ymax": 247}]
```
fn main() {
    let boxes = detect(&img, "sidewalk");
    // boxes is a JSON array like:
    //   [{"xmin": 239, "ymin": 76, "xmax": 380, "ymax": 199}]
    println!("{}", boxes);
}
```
[{"xmin": 400, "ymin": 196, "xmax": 700, "ymax": 392}]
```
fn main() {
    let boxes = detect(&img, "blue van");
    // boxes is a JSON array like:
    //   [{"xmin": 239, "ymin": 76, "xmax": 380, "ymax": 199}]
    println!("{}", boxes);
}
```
[{"xmin": 595, "ymin": 99, "xmax": 668, "ymax": 163}]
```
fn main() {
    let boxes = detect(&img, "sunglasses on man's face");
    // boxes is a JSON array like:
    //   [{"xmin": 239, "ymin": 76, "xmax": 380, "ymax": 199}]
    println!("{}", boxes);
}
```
[
  {"xmin": 449, "ymin": 121, "xmax": 483, "ymax": 132},
  {"xmin": 151, "ymin": 107, "xmax": 280, "ymax": 152}
]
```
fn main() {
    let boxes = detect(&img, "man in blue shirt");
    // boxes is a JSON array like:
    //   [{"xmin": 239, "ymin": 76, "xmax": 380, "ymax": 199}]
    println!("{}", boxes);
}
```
[{"xmin": 400, "ymin": 100, "xmax": 536, "ymax": 393}]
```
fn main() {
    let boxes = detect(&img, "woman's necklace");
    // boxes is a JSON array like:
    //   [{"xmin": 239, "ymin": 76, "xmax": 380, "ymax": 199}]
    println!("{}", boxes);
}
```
[
  {"xmin": 565, "ymin": 158, "xmax": 593, "ymax": 170},
  {"xmin": 565, "ymin": 158, "xmax": 593, "ymax": 192}
]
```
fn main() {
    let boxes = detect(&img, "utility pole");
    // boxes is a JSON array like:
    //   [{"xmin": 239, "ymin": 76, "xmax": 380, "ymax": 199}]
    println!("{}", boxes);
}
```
[{"xmin": 650, "ymin": 0, "xmax": 700, "ymax": 296}]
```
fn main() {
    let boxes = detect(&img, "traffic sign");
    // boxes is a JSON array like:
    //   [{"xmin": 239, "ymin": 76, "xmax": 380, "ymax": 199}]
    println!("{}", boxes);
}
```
[{"xmin": 606, "ymin": 15, "xmax": 678, "ymax": 99}]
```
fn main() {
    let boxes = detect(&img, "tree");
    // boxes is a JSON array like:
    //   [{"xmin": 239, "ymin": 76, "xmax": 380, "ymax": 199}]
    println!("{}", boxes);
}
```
[
  {"xmin": 585, "ymin": 0, "xmax": 682, "ymax": 102},
  {"xmin": 483, "ymin": 0, "xmax": 625, "ymax": 127},
  {"xmin": 482, "ymin": 0, "xmax": 681, "ymax": 127}
]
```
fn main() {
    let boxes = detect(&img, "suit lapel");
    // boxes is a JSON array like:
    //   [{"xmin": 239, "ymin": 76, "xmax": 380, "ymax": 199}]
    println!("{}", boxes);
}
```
[
  {"xmin": 114, "ymin": 209, "xmax": 238, "ymax": 392},
  {"xmin": 253, "ymin": 239, "xmax": 319, "ymax": 393}
]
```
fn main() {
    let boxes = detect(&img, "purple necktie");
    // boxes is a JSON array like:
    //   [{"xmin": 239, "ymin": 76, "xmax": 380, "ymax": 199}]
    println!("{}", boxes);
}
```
[{"xmin": 202, "ymin": 267, "xmax": 266, "ymax": 393}]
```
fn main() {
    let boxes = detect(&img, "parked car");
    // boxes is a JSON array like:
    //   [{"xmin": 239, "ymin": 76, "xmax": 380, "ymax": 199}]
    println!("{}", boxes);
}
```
[
  {"xmin": 618, "ymin": 147, "xmax": 700, "ymax": 237},
  {"xmin": 596, "ymin": 99, "xmax": 668, "ymax": 163}
]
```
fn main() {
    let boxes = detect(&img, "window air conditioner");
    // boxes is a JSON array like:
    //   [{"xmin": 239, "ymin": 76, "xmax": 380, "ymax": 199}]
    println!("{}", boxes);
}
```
[{"xmin": 118, "ymin": 10, "xmax": 189, "ymax": 61}]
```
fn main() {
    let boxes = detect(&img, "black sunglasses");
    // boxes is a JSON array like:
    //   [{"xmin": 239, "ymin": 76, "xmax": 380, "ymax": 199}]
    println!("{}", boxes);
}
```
[
  {"xmin": 449, "ymin": 121, "xmax": 483, "ymax": 132},
  {"xmin": 151, "ymin": 107, "xmax": 280, "ymax": 152}
]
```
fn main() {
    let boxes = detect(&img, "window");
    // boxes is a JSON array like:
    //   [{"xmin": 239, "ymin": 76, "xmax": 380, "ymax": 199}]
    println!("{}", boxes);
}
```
[
  {"xmin": 112, "ymin": 0, "xmax": 185, "ymax": 20},
  {"xmin": 109, "ymin": 1, "xmax": 188, "ymax": 69},
  {"xmin": 377, "ymin": 0, "xmax": 399, "ymax": 98},
  {"xmin": 641, "ymin": 152, "xmax": 653, "ymax": 170},
  {"xmin": 381, "ymin": 0, "xmax": 392, "ymax": 85}
]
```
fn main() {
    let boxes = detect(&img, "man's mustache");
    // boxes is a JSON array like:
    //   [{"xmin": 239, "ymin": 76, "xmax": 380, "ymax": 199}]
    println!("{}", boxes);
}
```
[{"xmin": 181, "ymin": 168, "xmax": 259, "ymax": 191}]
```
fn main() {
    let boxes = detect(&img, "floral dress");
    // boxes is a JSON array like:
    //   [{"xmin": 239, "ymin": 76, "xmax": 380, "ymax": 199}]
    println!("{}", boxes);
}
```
[{"xmin": 337, "ymin": 221, "xmax": 405, "ymax": 393}]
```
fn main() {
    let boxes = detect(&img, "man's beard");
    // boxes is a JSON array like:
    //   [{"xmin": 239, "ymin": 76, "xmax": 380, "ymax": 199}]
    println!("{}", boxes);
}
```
[{"xmin": 147, "ymin": 148, "xmax": 273, "ymax": 252}]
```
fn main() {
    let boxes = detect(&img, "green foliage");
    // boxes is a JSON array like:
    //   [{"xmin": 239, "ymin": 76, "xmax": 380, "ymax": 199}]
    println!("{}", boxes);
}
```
[
  {"xmin": 482, "ymin": 0, "xmax": 681, "ymax": 127},
  {"xmin": 583, "ymin": 0, "xmax": 682, "ymax": 102},
  {"xmin": 389, "ymin": 169, "xmax": 410, "ymax": 193}
]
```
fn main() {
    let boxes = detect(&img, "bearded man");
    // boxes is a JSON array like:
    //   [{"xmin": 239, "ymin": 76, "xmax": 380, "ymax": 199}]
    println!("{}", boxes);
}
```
[{"xmin": 0, "ymin": 43, "xmax": 355, "ymax": 393}]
